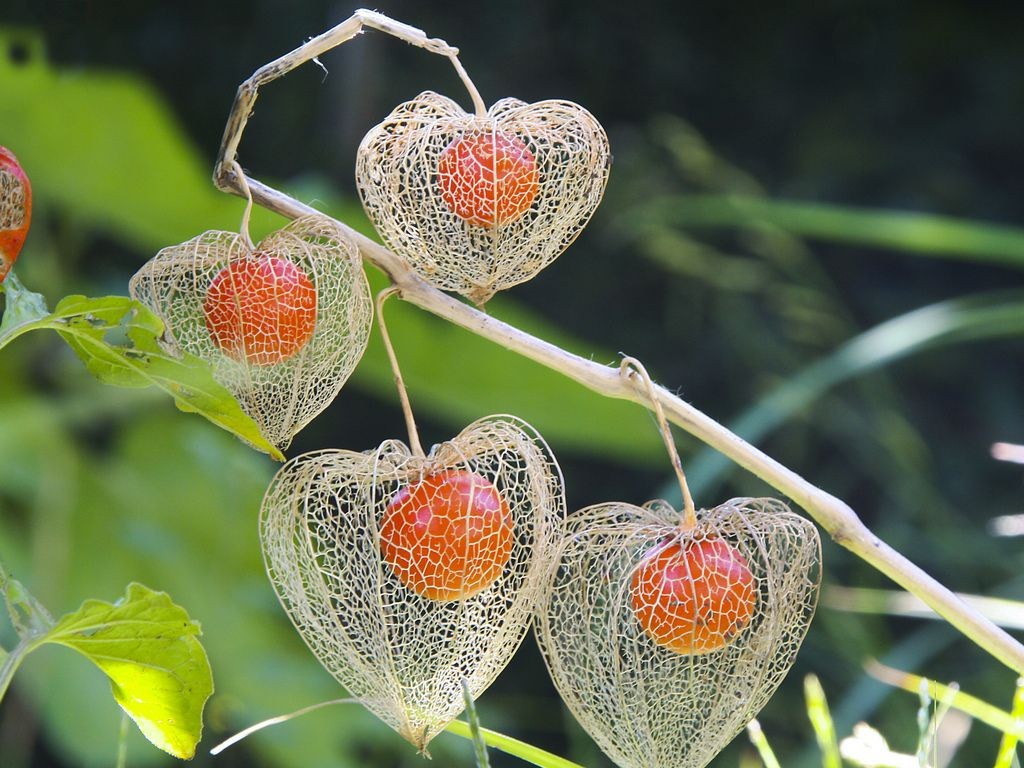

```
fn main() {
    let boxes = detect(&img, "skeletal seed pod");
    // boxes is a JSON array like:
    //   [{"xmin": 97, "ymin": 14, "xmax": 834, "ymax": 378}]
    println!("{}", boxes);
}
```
[
  {"xmin": 537, "ymin": 498, "xmax": 820, "ymax": 768},
  {"xmin": 0, "ymin": 146, "xmax": 32, "ymax": 282},
  {"xmin": 260, "ymin": 416, "xmax": 564, "ymax": 751},
  {"xmin": 356, "ymin": 92, "xmax": 610, "ymax": 305},
  {"xmin": 129, "ymin": 215, "xmax": 372, "ymax": 452}
]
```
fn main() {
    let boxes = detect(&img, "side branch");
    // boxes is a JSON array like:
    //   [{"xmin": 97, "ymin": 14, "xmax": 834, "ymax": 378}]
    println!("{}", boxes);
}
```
[{"xmin": 220, "ymin": 171, "xmax": 1024, "ymax": 675}]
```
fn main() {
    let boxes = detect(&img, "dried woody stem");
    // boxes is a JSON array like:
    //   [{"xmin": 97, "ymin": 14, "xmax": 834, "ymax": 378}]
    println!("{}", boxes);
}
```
[
  {"xmin": 212, "ymin": 10, "xmax": 1024, "ymax": 674},
  {"xmin": 376, "ymin": 287, "xmax": 425, "ymax": 458},
  {"xmin": 619, "ymin": 356, "xmax": 697, "ymax": 530}
]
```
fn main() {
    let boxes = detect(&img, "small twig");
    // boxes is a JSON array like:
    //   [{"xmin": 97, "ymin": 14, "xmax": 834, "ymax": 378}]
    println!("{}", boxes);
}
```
[
  {"xmin": 212, "ymin": 14, "xmax": 1024, "ymax": 676},
  {"xmin": 376, "ymin": 287, "xmax": 425, "ymax": 458}
]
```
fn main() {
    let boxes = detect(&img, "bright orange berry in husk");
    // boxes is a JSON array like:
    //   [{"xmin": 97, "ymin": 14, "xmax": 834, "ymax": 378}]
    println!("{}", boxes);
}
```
[
  {"xmin": 437, "ymin": 132, "xmax": 539, "ymax": 227},
  {"xmin": 632, "ymin": 536, "xmax": 756, "ymax": 654},
  {"xmin": 380, "ymin": 470, "xmax": 513, "ymax": 601},
  {"xmin": 0, "ymin": 146, "xmax": 32, "ymax": 283},
  {"xmin": 203, "ymin": 255, "xmax": 316, "ymax": 366}
]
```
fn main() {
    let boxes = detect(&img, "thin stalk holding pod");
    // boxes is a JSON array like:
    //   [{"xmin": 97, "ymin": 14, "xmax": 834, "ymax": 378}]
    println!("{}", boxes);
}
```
[
  {"xmin": 376, "ymin": 287, "xmax": 425, "ymax": 458},
  {"xmin": 619, "ymin": 356, "xmax": 696, "ymax": 529}
]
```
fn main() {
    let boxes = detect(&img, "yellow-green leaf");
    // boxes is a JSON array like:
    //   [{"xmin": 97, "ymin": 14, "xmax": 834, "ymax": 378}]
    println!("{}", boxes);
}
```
[{"xmin": 44, "ymin": 583, "xmax": 214, "ymax": 759}]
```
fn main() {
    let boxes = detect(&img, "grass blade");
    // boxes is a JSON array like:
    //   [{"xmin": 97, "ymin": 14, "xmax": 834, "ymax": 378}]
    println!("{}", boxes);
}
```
[
  {"xmin": 805, "ymin": 674, "xmax": 842, "ymax": 768},
  {"xmin": 994, "ymin": 678, "xmax": 1024, "ymax": 768},
  {"xmin": 641, "ymin": 194, "xmax": 1024, "ymax": 268},
  {"xmin": 747, "ymin": 719, "xmax": 782, "ymax": 768},
  {"xmin": 868, "ymin": 660, "xmax": 1024, "ymax": 740},
  {"xmin": 445, "ymin": 721, "xmax": 585, "ymax": 768}
]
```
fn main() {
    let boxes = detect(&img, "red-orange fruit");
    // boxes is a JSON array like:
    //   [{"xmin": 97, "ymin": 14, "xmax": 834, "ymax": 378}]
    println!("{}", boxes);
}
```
[
  {"xmin": 202, "ymin": 255, "xmax": 316, "ymax": 366},
  {"xmin": 437, "ymin": 132, "xmax": 539, "ymax": 227},
  {"xmin": 631, "ymin": 536, "xmax": 756, "ymax": 654},
  {"xmin": 380, "ymin": 470, "xmax": 513, "ymax": 601},
  {"xmin": 0, "ymin": 145, "xmax": 32, "ymax": 283}
]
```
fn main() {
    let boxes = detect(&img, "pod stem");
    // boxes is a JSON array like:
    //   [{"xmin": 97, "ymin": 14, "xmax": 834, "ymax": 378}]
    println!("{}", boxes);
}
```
[
  {"xmin": 231, "ymin": 159, "xmax": 256, "ymax": 251},
  {"xmin": 376, "ymin": 287, "xmax": 425, "ymax": 458},
  {"xmin": 619, "ymin": 356, "xmax": 697, "ymax": 531}
]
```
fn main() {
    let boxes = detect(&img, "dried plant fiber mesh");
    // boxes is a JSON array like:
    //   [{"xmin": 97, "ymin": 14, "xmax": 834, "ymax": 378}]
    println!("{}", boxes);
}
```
[
  {"xmin": 0, "ymin": 167, "xmax": 27, "ymax": 230},
  {"xmin": 537, "ymin": 498, "xmax": 820, "ymax": 768},
  {"xmin": 260, "ymin": 416, "xmax": 565, "ymax": 751},
  {"xmin": 356, "ymin": 91, "xmax": 610, "ymax": 305},
  {"xmin": 128, "ymin": 215, "xmax": 372, "ymax": 451}
]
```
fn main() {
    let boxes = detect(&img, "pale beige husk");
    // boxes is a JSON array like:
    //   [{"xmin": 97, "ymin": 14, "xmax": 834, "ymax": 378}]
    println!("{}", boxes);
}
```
[
  {"xmin": 356, "ymin": 91, "xmax": 611, "ymax": 305},
  {"xmin": 536, "ymin": 497, "xmax": 820, "ymax": 768},
  {"xmin": 0, "ymin": 168, "xmax": 27, "ymax": 230},
  {"xmin": 260, "ymin": 415, "xmax": 565, "ymax": 751},
  {"xmin": 128, "ymin": 215, "xmax": 372, "ymax": 451}
]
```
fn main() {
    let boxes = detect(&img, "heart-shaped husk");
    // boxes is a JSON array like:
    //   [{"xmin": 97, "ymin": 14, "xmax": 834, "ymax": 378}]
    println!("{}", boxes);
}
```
[
  {"xmin": 356, "ymin": 91, "xmax": 610, "ymax": 305},
  {"xmin": 128, "ymin": 215, "xmax": 372, "ymax": 451},
  {"xmin": 260, "ymin": 415, "xmax": 565, "ymax": 750},
  {"xmin": 536, "ymin": 498, "xmax": 820, "ymax": 768}
]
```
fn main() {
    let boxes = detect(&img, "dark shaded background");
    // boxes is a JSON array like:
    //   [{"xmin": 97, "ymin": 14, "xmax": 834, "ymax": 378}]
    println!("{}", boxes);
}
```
[{"xmin": 2, "ymin": 1, "xmax": 1024, "ymax": 767}]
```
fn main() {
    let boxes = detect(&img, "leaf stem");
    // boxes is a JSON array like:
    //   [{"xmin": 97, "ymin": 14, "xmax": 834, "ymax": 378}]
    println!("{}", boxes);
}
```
[
  {"xmin": 0, "ymin": 638, "xmax": 39, "ymax": 704},
  {"xmin": 116, "ymin": 710, "xmax": 130, "ymax": 768}
]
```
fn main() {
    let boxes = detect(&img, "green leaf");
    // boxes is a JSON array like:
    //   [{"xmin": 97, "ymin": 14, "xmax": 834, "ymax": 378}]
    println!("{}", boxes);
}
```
[
  {"xmin": 43, "ymin": 583, "xmax": 213, "ymax": 759},
  {"xmin": 0, "ymin": 559, "xmax": 53, "ymax": 640},
  {"xmin": 0, "ymin": 270, "xmax": 50, "ymax": 341},
  {"xmin": 634, "ymin": 193, "xmax": 1024, "ymax": 268},
  {"xmin": 0, "ymin": 291, "xmax": 284, "ymax": 460}
]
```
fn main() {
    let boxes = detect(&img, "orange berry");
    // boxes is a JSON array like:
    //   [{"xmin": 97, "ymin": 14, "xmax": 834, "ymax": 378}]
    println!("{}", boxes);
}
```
[
  {"xmin": 202, "ymin": 254, "xmax": 316, "ymax": 366},
  {"xmin": 0, "ymin": 146, "xmax": 32, "ymax": 283},
  {"xmin": 437, "ymin": 132, "xmax": 539, "ymax": 227},
  {"xmin": 380, "ymin": 470, "xmax": 513, "ymax": 601},
  {"xmin": 631, "ymin": 536, "xmax": 756, "ymax": 654}
]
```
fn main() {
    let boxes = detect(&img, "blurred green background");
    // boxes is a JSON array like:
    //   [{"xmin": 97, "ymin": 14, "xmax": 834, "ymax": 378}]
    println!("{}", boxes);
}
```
[{"xmin": 2, "ymin": 1, "xmax": 1023, "ymax": 766}]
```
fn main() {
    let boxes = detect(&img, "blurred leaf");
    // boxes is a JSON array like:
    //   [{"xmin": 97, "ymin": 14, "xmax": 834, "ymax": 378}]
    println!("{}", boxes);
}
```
[
  {"xmin": 445, "ymin": 720, "xmax": 585, "ymax": 768},
  {"xmin": 635, "ymin": 194, "xmax": 1024, "ymax": 268},
  {"xmin": 825, "ymin": 586, "xmax": 1024, "ymax": 631},
  {"xmin": 867, "ymin": 661, "xmax": 1024, "ymax": 740},
  {"xmin": 0, "ymin": 270, "xmax": 49, "ymax": 336},
  {"xmin": 683, "ymin": 290, "xmax": 1024, "ymax": 495},
  {"xmin": 0, "ymin": 292, "xmax": 284, "ymax": 460},
  {"xmin": 358, "ymin": 268, "xmax": 663, "ymax": 464},
  {"xmin": 44, "ymin": 583, "xmax": 213, "ymax": 759}
]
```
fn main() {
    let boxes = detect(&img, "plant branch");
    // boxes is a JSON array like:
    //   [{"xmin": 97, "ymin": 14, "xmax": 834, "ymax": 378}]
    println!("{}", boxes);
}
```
[{"xmin": 211, "ymin": 13, "xmax": 1024, "ymax": 675}]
